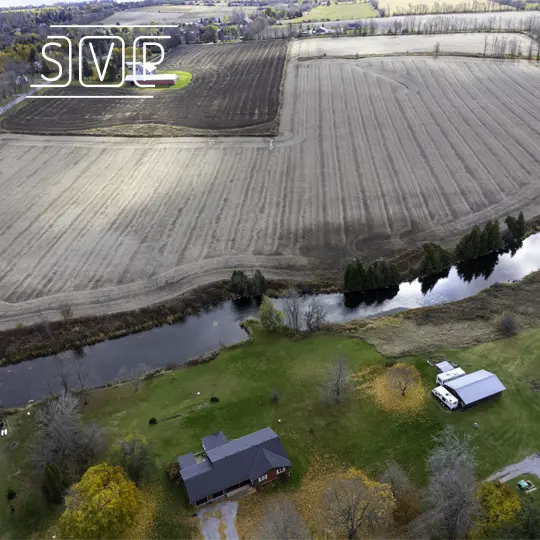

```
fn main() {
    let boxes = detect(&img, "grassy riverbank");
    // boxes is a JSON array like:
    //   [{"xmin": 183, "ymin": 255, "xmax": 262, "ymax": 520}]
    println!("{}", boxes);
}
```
[{"xmin": 2, "ymin": 323, "xmax": 540, "ymax": 539}]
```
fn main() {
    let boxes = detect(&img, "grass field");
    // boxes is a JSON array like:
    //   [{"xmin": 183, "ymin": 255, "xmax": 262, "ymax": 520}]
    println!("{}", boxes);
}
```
[
  {"xmin": 289, "ymin": 1, "xmax": 377, "ymax": 21},
  {"xmin": 2, "ymin": 325, "xmax": 540, "ymax": 538}
]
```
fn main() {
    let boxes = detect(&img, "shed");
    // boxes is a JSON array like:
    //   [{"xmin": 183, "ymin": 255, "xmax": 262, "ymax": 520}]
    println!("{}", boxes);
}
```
[{"xmin": 445, "ymin": 370, "xmax": 506, "ymax": 407}]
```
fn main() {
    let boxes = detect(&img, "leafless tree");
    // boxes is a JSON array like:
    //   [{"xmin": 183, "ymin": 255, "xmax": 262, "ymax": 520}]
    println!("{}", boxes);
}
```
[
  {"xmin": 71, "ymin": 360, "xmax": 94, "ymax": 404},
  {"xmin": 324, "ymin": 357, "xmax": 351, "ymax": 404},
  {"xmin": 389, "ymin": 364, "xmax": 419, "ymax": 398},
  {"xmin": 118, "ymin": 363, "xmax": 149, "ymax": 392},
  {"xmin": 433, "ymin": 41, "xmax": 441, "ymax": 56},
  {"xmin": 304, "ymin": 297, "xmax": 327, "ymax": 332},
  {"xmin": 30, "ymin": 392, "xmax": 104, "ymax": 483},
  {"xmin": 283, "ymin": 287, "xmax": 302, "ymax": 332},
  {"xmin": 44, "ymin": 355, "xmax": 73, "ymax": 397},
  {"xmin": 410, "ymin": 425, "xmax": 478, "ymax": 540},
  {"xmin": 60, "ymin": 304, "xmax": 73, "ymax": 323},
  {"xmin": 258, "ymin": 495, "xmax": 311, "ymax": 540},
  {"xmin": 379, "ymin": 461, "xmax": 420, "ymax": 524},
  {"xmin": 324, "ymin": 475, "xmax": 395, "ymax": 539}
]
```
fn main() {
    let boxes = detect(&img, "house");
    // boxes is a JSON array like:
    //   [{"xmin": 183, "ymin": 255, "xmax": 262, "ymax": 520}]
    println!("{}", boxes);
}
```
[
  {"xmin": 124, "ymin": 61, "xmax": 178, "ymax": 87},
  {"xmin": 444, "ymin": 369, "xmax": 506, "ymax": 408},
  {"xmin": 178, "ymin": 427, "xmax": 291, "ymax": 507}
]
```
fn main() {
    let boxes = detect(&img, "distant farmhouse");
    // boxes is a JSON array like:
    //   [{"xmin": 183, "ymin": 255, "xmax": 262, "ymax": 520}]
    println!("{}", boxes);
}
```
[
  {"xmin": 178, "ymin": 427, "xmax": 291, "ymax": 507},
  {"xmin": 125, "ymin": 62, "xmax": 178, "ymax": 87}
]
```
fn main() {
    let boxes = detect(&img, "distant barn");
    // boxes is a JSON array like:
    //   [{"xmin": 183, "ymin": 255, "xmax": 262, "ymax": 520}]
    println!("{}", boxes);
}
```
[{"xmin": 444, "ymin": 370, "xmax": 506, "ymax": 408}]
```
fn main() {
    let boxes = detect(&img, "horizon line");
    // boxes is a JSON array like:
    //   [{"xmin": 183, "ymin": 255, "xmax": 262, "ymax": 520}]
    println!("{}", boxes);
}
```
[
  {"xmin": 28, "ymin": 95, "xmax": 154, "ymax": 99},
  {"xmin": 50, "ymin": 24, "xmax": 178, "ymax": 28}
]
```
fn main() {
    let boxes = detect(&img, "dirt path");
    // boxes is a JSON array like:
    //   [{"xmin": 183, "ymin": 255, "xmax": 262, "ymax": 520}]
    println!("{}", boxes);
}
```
[
  {"xmin": 198, "ymin": 501, "xmax": 239, "ymax": 540},
  {"xmin": 487, "ymin": 454, "xmax": 540, "ymax": 482}
]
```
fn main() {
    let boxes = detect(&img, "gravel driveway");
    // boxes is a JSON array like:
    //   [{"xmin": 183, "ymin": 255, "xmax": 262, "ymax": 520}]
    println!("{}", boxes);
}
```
[
  {"xmin": 198, "ymin": 501, "xmax": 238, "ymax": 540},
  {"xmin": 487, "ymin": 454, "xmax": 540, "ymax": 482}
]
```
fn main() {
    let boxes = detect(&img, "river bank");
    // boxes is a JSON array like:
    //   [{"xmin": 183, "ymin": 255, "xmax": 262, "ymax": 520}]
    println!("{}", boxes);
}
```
[{"xmin": 1, "ymin": 219, "xmax": 539, "ymax": 366}]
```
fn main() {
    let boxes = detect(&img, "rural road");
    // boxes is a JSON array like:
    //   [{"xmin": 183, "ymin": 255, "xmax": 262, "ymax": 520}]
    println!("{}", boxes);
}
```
[
  {"xmin": 0, "ymin": 85, "xmax": 45, "ymax": 117},
  {"xmin": 487, "ymin": 454, "xmax": 540, "ymax": 482},
  {"xmin": 198, "ymin": 501, "xmax": 239, "ymax": 540}
]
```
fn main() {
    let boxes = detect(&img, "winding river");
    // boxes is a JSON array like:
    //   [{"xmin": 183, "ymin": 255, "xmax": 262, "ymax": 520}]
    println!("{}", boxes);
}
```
[{"xmin": 1, "ymin": 232, "xmax": 539, "ymax": 408}]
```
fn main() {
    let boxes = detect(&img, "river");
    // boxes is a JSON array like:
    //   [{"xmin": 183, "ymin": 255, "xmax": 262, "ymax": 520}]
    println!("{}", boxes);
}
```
[{"xmin": 1, "ymin": 232, "xmax": 539, "ymax": 408}]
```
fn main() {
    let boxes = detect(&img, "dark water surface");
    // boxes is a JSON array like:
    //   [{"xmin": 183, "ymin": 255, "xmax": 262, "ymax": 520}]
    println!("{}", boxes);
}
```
[{"xmin": 1, "ymin": 233, "xmax": 539, "ymax": 408}]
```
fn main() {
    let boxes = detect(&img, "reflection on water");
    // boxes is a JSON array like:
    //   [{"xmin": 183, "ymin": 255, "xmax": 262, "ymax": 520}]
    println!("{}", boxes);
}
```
[{"xmin": 1, "ymin": 233, "xmax": 539, "ymax": 408}]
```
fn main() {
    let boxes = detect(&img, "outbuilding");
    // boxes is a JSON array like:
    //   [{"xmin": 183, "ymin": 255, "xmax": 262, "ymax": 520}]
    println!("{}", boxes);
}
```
[
  {"xmin": 435, "ymin": 360, "xmax": 454, "ymax": 373},
  {"xmin": 444, "ymin": 369, "xmax": 506, "ymax": 408}
]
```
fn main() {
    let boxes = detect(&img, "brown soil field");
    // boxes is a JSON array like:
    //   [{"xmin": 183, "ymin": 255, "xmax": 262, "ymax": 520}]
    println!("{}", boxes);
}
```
[
  {"xmin": 0, "ymin": 41, "xmax": 287, "ymax": 136},
  {"xmin": 0, "ymin": 47, "xmax": 540, "ymax": 326}
]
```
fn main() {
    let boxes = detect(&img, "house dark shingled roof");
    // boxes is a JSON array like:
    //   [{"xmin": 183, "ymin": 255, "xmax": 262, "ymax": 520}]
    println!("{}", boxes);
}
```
[
  {"xmin": 202, "ymin": 432, "xmax": 228, "ymax": 451},
  {"xmin": 178, "ymin": 427, "xmax": 291, "ymax": 504},
  {"xmin": 445, "ymin": 369, "xmax": 506, "ymax": 405}
]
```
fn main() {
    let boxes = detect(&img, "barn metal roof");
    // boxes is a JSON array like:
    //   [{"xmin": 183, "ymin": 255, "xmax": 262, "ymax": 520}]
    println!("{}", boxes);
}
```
[
  {"xmin": 445, "ymin": 370, "xmax": 506, "ymax": 405},
  {"xmin": 202, "ymin": 432, "xmax": 228, "ymax": 451}
]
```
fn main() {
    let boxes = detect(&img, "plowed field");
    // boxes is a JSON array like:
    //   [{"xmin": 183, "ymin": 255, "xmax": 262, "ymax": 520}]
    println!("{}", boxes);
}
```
[
  {"xmin": 1, "ymin": 53, "xmax": 540, "ymax": 324},
  {"xmin": 0, "ymin": 41, "xmax": 287, "ymax": 136}
]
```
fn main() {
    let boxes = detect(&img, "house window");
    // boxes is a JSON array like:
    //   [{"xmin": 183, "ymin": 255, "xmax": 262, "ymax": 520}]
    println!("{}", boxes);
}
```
[
  {"xmin": 276, "ymin": 467, "xmax": 286, "ymax": 474},
  {"xmin": 258, "ymin": 474, "xmax": 267, "ymax": 482}
]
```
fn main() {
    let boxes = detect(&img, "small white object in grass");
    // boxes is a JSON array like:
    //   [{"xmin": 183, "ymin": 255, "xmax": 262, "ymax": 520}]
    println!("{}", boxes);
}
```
[
  {"xmin": 278, "ymin": 419, "xmax": 281, "ymax": 423},
  {"xmin": 27, "ymin": 412, "xmax": 30, "ymax": 416},
  {"xmin": 197, "ymin": 392, "xmax": 201, "ymax": 395}
]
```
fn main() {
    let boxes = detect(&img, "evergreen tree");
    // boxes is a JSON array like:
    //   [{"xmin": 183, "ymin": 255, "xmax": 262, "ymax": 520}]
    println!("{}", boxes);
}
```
[
  {"xmin": 420, "ymin": 243, "xmax": 452, "ymax": 276},
  {"xmin": 483, "ymin": 219, "xmax": 502, "ymax": 252},
  {"xmin": 344, "ymin": 262, "xmax": 357, "ymax": 292},
  {"xmin": 516, "ymin": 211, "xmax": 526, "ymax": 239},
  {"xmin": 230, "ymin": 270, "xmax": 250, "ymax": 298},
  {"xmin": 82, "ymin": 56, "xmax": 92, "ymax": 79},
  {"xmin": 251, "ymin": 269, "xmax": 267, "ymax": 296},
  {"xmin": 44, "ymin": 463, "xmax": 64, "ymax": 503}
]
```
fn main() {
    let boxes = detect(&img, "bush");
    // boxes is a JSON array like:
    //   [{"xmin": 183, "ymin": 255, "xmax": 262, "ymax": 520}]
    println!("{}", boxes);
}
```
[
  {"xmin": 43, "ymin": 463, "xmax": 64, "ymax": 504},
  {"xmin": 166, "ymin": 459, "xmax": 180, "ymax": 481},
  {"xmin": 384, "ymin": 359, "xmax": 396, "ymax": 367},
  {"xmin": 148, "ymin": 417, "xmax": 157, "ymax": 425},
  {"xmin": 112, "ymin": 438, "xmax": 154, "ymax": 487},
  {"xmin": 259, "ymin": 296, "xmax": 284, "ymax": 332},
  {"xmin": 496, "ymin": 313, "xmax": 518, "ymax": 336},
  {"xmin": 271, "ymin": 390, "xmax": 279, "ymax": 403},
  {"xmin": 6, "ymin": 488, "xmax": 16, "ymax": 501},
  {"xmin": 210, "ymin": 396, "xmax": 220, "ymax": 403}
]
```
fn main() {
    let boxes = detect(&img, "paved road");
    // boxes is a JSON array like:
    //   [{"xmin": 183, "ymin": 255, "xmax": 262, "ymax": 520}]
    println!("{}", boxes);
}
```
[
  {"xmin": 198, "ymin": 501, "xmax": 239, "ymax": 540},
  {"xmin": 0, "ymin": 84, "xmax": 45, "ymax": 117},
  {"xmin": 487, "ymin": 454, "xmax": 540, "ymax": 482}
]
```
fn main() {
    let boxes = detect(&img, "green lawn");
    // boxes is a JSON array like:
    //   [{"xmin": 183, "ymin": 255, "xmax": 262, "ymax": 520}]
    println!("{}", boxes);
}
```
[
  {"xmin": 288, "ymin": 1, "xmax": 378, "ymax": 22},
  {"xmin": 508, "ymin": 474, "xmax": 540, "ymax": 497},
  {"xmin": 2, "ymin": 327, "xmax": 540, "ymax": 538},
  {"xmin": 150, "ymin": 70, "xmax": 192, "ymax": 90}
]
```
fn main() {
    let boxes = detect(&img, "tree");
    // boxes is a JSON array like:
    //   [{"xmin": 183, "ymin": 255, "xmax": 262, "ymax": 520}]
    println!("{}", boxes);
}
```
[
  {"xmin": 304, "ymin": 297, "xmax": 327, "ymax": 331},
  {"xmin": 420, "ymin": 243, "xmax": 452, "ymax": 276},
  {"xmin": 324, "ymin": 357, "xmax": 351, "ymax": 404},
  {"xmin": 230, "ymin": 270, "xmax": 250, "ymax": 298},
  {"xmin": 456, "ymin": 226, "xmax": 482, "ymax": 260},
  {"xmin": 496, "ymin": 313, "xmax": 518, "ymax": 336},
  {"xmin": 378, "ymin": 461, "xmax": 420, "ymax": 525},
  {"xmin": 482, "ymin": 219, "xmax": 502, "ymax": 253},
  {"xmin": 43, "ymin": 463, "xmax": 64, "ymax": 503},
  {"xmin": 283, "ymin": 287, "xmax": 302, "ymax": 332},
  {"xmin": 324, "ymin": 469, "xmax": 395, "ymax": 539},
  {"xmin": 30, "ymin": 392, "xmax": 104, "ymax": 484},
  {"xmin": 259, "ymin": 295, "xmax": 284, "ymax": 332},
  {"xmin": 251, "ymin": 269, "xmax": 267, "ymax": 296},
  {"xmin": 474, "ymin": 481, "xmax": 520, "ymax": 538},
  {"xmin": 59, "ymin": 464, "xmax": 140, "ymax": 540},
  {"xmin": 516, "ymin": 211, "xmax": 527, "ymax": 239},
  {"xmin": 82, "ymin": 56, "xmax": 92, "ymax": 79},
  {"xmin": 501, "ymin": 495, "xmax": 540, "ymax": 539},
  {"xmin": 388, "ymin": 364, "xmax": 419, "ymax": 397},
  {"xmin": 111, "ymin": 437, "xmax": 154, "ymax": 487},
  {"xmin": 258, "ymin": 495, "xmax": 311, "ymax": 539},
  {"xmin": 412, "ymin": 425, "xmax": 478, "ymax": 540}
]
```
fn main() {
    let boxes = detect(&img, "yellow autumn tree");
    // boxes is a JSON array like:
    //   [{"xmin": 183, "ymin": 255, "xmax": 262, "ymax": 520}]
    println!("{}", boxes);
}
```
[
  {"xmin": 59, "ymin": 464, "xmax": 140, "ymax": 540},
  {"xmin": 323, "ymin": 468, "xmax": 396, "ymax": 539},
  {"xmin": 474, "ymin": 481, "xmax": 521, "ymax": 538}
]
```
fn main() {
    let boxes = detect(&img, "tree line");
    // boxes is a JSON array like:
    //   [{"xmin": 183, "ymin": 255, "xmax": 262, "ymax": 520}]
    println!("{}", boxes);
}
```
[{"xmin": 344, "ymin": 258, "xmax": 400, "ymax": 293}]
